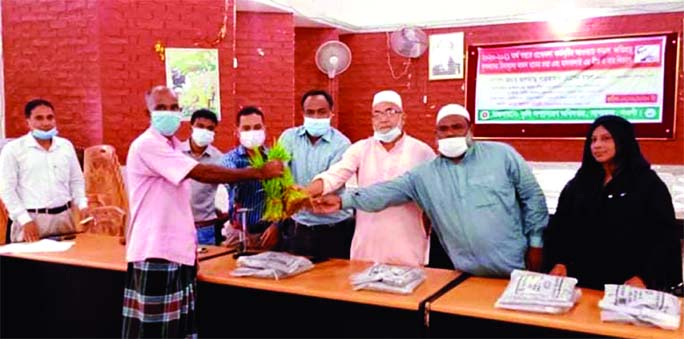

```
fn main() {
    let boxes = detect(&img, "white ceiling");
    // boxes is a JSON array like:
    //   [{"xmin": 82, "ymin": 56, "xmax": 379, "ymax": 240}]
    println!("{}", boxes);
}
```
[{"xmin": 236, "ymin": 0, "xmax": 684, "ymax": 32}]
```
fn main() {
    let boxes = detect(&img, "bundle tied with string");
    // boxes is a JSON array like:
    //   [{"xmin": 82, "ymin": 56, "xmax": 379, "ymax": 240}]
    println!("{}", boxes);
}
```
[{"xmin": 249, "ymin": 141, "xmax": 309, "ymax": 221}]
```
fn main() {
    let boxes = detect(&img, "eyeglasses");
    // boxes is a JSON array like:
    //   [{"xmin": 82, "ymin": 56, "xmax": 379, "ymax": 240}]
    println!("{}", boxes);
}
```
[{"xmin": 372, "ymin": 108, "xmax": 402, "ymax": 118}]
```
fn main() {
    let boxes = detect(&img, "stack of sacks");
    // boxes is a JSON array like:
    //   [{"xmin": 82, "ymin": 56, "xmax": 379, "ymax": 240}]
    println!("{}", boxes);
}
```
[
  {"xmin": 350, "ymin": 263, "xmax": 426, "ymax": 295},
  {"xmin": 231, "ymin": 251, "xmax": 313, "ymax": 280},
  {"xmin": 495, "ymin": 270, "xmax": 581, "ymax": 314},
  {"xmin": 599, "ymin": 284, "xmax": 681, "ymax": 330}
]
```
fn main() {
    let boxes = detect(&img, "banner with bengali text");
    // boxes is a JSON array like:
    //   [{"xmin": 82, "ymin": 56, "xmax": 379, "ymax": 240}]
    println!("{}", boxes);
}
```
[{"xmin": 475, "ymin": 36, "xmax": 666, "ymax": 124}]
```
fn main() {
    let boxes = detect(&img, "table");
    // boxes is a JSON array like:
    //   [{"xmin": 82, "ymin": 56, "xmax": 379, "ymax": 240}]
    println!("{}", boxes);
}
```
[
  {"xmin": 199, "ymin": 254, "xmax": 459, "ymax": 310},
  {"xmin": 0, "ymin": 234, "xmax": 233, "ymax": 338},
  {"xmin": 1, "ymin": 235, "xmax": 460, "ymax": 337},
  {"xmin": 0, "ymin": 233, "xmax": 232, "ymax": 269},
  {"xmin": 428, "ymin": 277, "xmax": 684, "ymax": 338},
  {"xmin": 196, "ymin": 255, "xmax": 461, "ymax": 337},
  {"xmin": 7, "ymin": 236, "xmax": 680, "ymax": 338}
]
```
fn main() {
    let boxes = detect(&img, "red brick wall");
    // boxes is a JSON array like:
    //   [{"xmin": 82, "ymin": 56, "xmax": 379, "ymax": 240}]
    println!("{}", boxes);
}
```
[
  {"xmin": 338, "ymin": 12, "xmax": 684, "ymax": 164},
  {"xmin": 2, "ymin": 0, "xmax": 103, "ymax": 148},
  {"xmin": 294, "ymin": 27, "xmax": 339, "ymax": 126},
  {"xmin": 234, "ymin": 12, "xmax": 295, "ymax": 148},
  {"xmin": 4, "ymin": 5, "xmax": 682, "ymax": 165},
  {"xmin": 2, "ymin": 0, "xmax": 236, "ymax": 162},
  {"xmin": 98, "ymin": 0, "xmax": 236, "ymax": 161},
  {"xmin": 2, "ymin": 1, "xmax": 297, "ymax": 160}
]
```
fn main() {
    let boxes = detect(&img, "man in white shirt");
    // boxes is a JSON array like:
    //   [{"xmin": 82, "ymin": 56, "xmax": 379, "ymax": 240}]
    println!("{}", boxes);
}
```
[
  {"xmin": 0, "ymin": 99, "xmax": 88, "ymax": 242},
  {"xmin": 305, "ymin": 90, "xmax": 436, "ymax": 266}
]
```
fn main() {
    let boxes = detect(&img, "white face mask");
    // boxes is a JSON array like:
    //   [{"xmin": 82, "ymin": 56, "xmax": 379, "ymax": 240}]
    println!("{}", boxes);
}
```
[
  {"xmin": 438, "ymin": 137, "xmax": 468, "ymax": 158},
  {"xmin": 239, "ymin": 129, "xmax": 266, "ymax": 149},
  {"xmin": 191, "ymin": 127, "xmax": 215, "ymax": 147},
  {"xmin": 373, "ymin": 126, "xmax": 402, "ymax": 143}
]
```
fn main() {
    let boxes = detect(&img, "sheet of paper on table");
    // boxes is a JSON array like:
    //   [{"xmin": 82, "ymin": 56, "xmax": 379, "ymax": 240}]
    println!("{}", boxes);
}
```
[{"xmin": 0, "ymin": 239, "xmax": 75, "ymax": 254}]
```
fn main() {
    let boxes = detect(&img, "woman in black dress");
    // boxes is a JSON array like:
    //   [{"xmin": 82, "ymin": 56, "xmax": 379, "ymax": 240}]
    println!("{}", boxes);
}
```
[{"xmin": 543, "ymin": 115, "xmax": 682, "ymax": 291}]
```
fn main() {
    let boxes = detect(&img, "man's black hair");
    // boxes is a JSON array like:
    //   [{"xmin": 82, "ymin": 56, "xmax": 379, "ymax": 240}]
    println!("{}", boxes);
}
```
[
  {"xmin": 300, "ymin": 90, "xmax": 333, "ymax": 109},
  {"xmin": 236, "ymin": 106, "xmax": 264, "ymax": 125},
  {"xmin": 190, "ymin": 109, "xmax": 219, "ymax": 125},
  {"xmin": 24, "ymin": 99, "xmax": 54, "ymax": 118}
]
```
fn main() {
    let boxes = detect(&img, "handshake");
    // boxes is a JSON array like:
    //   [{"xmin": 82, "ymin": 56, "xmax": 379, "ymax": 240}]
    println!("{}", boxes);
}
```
[
  {"xmin": 307, "ymin": 194, "xmax": 343, "ymax": 214},
  {"xmin": 291, "ymin": 181, "xmax": 342, "ymax": 214},
  {"xmin": 287, "ymin": 179, "xmax": 347, "ymax": 215}
]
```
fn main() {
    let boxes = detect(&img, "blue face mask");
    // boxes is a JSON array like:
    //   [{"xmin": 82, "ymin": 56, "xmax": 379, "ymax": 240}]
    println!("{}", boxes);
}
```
[
  {"xmin": 151, "ymin": 110, "xmax": 181, "ymax": 136},
  {"xmin": 32, "ymin": 127, "xmax": 58, "ymax": 140},
  {"xmin": 303, "ymin": 117, "xmax": 331, "ymax": 137}
]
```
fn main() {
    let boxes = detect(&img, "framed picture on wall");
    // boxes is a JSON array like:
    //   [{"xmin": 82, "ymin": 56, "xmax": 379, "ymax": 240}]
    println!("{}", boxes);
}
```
[
  {"xmin": 429, "ymin": 32, "xmax": 464, "ymax": 80},
  {"xmin": 165, "ymin": 48, "xmax": 221, "ymax": 121}
]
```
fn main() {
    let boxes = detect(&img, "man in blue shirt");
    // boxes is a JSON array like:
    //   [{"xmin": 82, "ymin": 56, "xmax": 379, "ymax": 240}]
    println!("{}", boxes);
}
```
[
  {"xmin": 221, "ymin": 106, "xmax": 279, "ymax": 250},
  {"xmin": 313, "ymin": 104, "xmax": 548, "ymax": 277},
  {"xmin": 278, "ymin": 90, "xmax": 354, "ymax": 259}
]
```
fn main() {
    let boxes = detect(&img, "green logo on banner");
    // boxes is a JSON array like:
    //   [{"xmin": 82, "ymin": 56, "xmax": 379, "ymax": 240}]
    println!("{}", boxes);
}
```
[{"xmin": 476, "ymin": 107, "xmax": 661, "ymax": 122}]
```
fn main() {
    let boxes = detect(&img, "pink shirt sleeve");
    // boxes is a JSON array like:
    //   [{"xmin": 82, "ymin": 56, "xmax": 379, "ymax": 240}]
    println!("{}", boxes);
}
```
[
  {"xmin": 418, "ymin": 142, "xmax": 437, "ymax": 162},
  {"xmin": 314, "ymin": 140, "xmax": 364, "ymax": 195},
  {"xmin": 137, "ymin": 139, "xmax": 199, "ymax": 186}
]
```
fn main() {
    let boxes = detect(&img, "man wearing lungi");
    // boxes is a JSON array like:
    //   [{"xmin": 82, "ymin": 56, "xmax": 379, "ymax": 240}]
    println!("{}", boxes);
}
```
[{"xmin": 122, "ymin": 85, "xmax": 283, "ymax": 338}]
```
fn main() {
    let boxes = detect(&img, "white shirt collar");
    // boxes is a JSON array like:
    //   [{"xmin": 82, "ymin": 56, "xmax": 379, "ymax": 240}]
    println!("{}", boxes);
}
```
[{"xmin": 22, "ymin": 132, "xmax": 62, "ymax": 151}]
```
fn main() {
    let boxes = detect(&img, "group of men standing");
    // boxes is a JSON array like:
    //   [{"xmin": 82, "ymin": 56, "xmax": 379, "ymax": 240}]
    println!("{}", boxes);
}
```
[
  {"xmin": 128, "ymin": 87, "xmax": 548, "ymax": 336},
  {"xmin": 0, "ymin": 85, "xmax": 549, "ymax": 338}
]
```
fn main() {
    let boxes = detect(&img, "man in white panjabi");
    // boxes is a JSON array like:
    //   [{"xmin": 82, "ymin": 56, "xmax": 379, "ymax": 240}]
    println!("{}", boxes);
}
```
[{"xmin": 307, "ymin": 90, "xmax": 436, "ymax": 266}]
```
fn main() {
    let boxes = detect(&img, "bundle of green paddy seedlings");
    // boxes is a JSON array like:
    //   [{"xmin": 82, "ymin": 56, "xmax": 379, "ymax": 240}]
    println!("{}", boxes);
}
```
[{"xmin": 249, "ymin": 141, "xmax": 310, "ymax": 222}]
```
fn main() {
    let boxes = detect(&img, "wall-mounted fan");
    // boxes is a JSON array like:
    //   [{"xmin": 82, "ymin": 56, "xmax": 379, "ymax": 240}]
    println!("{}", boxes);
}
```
[
  {"xmin": 390, "ymin": 27, "xmax": 428, "ymax": 58},
  {"xmin": 315, "ymin": 41, "xmax": 352, "ymax": 79}
]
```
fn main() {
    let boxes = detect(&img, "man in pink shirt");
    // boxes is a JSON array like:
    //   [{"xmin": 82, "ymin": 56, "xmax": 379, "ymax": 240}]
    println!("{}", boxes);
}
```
[
  {"xmin": 306, "ymin": 90, "xmax": 435, "ymax": 267},
  {"xmin": 122, "ymin": 86, "xmax": 283, "ymax": 338}
]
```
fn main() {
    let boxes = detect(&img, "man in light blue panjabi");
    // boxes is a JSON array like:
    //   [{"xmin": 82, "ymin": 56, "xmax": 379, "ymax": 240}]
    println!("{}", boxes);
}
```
[
  {"xmin": 278, "ymin": 89, "xmax": 354, "ymax": 259},
  {"xmin": 313, "ymin": 104, "xmax": 548, "ymax": 277}
]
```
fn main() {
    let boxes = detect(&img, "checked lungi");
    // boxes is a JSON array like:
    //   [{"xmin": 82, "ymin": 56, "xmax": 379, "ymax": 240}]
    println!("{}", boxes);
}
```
[{"xmin": 122, "ymin": 260, "xmax": 197, "ymax": 338}]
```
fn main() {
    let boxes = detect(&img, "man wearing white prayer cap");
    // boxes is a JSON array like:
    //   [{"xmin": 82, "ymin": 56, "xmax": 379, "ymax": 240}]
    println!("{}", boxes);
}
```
[
  {"xmin": 305, "ymin": 90, "xmax": 436, "ymax": 267},
  {"xmin": 313, "ymin": 103, "xmax": 549, "ymax": 277},
  {"xmin": 435, "ymin": 103, "xmax": 472, "ymax": 158}
]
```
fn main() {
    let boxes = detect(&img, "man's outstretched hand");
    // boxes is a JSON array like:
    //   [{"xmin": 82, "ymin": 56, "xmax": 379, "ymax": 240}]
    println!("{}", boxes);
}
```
[
  {"xmin": 311, "ymin": 195, "xmax": 342, "ymax": 214},
  {"xmin": 259, "ymin": 160, "xmax": 284, "ymax": 179}
]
